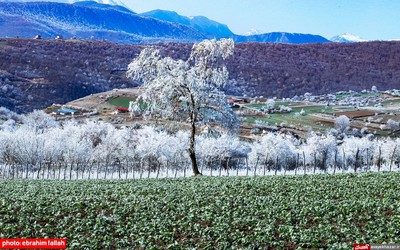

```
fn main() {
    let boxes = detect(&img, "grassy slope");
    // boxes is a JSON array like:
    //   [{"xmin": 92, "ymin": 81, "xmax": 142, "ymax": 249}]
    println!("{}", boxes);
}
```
[{"xmin": 1, "ymin": 173, "xmax": 399, "ymax": 249}]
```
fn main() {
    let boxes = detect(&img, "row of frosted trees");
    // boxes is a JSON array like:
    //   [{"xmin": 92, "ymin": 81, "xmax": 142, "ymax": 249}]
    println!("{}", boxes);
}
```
[
  {"xmin": 0, "ymin": 112, "xmax": 399, "ymax": 179},
  {"xmin": 250, "ymin": 133, "xmax": 399, "ymax": 175}
]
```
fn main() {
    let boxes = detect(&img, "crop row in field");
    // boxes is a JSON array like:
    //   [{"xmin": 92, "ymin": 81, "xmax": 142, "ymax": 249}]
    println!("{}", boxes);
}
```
[{"xmin": 1, "ymin": 173, "xmax": 399, "ymax": 249}]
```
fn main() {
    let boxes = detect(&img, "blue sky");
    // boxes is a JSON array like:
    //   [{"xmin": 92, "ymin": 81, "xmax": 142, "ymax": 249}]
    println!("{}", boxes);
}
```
[{"xmin": 127, "ymin": 0, "xmax": 400, "ymax": 40}]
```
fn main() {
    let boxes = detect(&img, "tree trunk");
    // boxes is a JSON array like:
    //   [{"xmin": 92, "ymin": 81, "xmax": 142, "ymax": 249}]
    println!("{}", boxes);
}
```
[
  {"xmin": 69, "ymin": 162, "xmax": 73, "ymax": 180},
  {"xmin": 76, "ymin": 163, "xmax": 79, "ymax": 180},
  {"xmin": 334, "ymin": 150, "xmax": 337, "ymax": 174},
  {"xmin": 104, "ymin": 161, "xmax": 108, "ymax": 179},
  {"xmin": 10, "ymin": 164, "xmax": 14, "ymax": 179},
  {"xmin": 125, "ymin": 160, "xmax": 130, "ymax": 179},
  {"xmin": 200, "ymin": 159, "xmax": 204, "ymax": 174},
  {"xmin": 377, "ymin": 146, "xmax": 382, "ymax": 172},
  {"xmin": 390, "ymin": 146, "xmax": 397, "ymax": 172},
  {"xmin": 219, "ymin": 159, "xmax": 222, "ymax": 176},
  {"xmin": 118, "ymin": 162, "xmax": 122, "ymax": 180},
  {"xmin": 96, "ymin": 162, "xmax": 100, "ymax": 179},
  {"xmin": 26, "ymin": 164, "xmax": 29, "ymax": 179},
  {"xmin": 63, "ymin": 163, "xmax": 67, "ymax": 180},
  {"xmin": 313, "ymin": 153, "xmax": 317, "ymax": 174},
  {"xmin": 37, "ymin": 163, "xmax": 42, "ymax": 179},
  {"xmin": 246, "ymin": 157, "xmax": 249, "ymax": 174},
  {"xmin": 236, "ymin": 159, "xmax": 239, "ymax": 176},
  {"xmin": 254, "ymin": 156, "xmax": 259, "ymax": 174},
  {"xmin": 284, "ymin": 156, "xmax": 287, "ymax": 176},
  {"xmin": 263, "ymin": 156, "xmax": 267, "ymax": 176},
  {"xmin": 226, "ymin": 158, "xmax": 230, "ymax": 176},
  {"xmin": 354, "ymin": 148, "xmax": 360, "ymax": 173},
  {"xmin": 58, "ymin": 163, "xmax": 61, "ymax": 180},
  {"xmin": 342, "ymin": 148, "xmax": 346, "ymax": 173},
  {"xmin": 246, "ymin": 159, "xmax": 249, "ymax": 176},
  {"xmin": 189, "ymin": 120, "xmax": 201, "ymax": 176},
  {"xmin": 89, "ymin": 162, "xmax": 93, "ymax": 180},
  {"xmin": 47, "ymin": 163, "xmax": 50, "ymax": 179}
]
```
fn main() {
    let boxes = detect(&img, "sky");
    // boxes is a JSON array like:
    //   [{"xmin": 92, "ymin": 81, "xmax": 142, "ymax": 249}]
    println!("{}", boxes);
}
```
[{"xmin": 126, "ymin": 0, "xmax": 400, "ymax": 41}]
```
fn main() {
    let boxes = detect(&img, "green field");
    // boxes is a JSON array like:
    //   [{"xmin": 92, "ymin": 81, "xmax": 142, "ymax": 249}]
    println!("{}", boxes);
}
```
[
  {"xmin": 335, "ymin": 92, "xmax": 379, "ymax": 100},
  {"xmin": 246, "ymin": 101, "xmax": 302, "ymax": 109},
  {"xmin": 1, "ymin": 173, "xmax": 399, "ymax": 249},
  {"xmin": 107, "ymin": 96, "xmax": 135, "ymax": 108},
  {"xmin": 380, "ymin": 98, "xmax": 400, "ymax": 106}
]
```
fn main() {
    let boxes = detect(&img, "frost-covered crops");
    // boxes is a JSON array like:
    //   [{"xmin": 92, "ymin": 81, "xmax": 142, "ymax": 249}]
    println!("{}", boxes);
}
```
[{"xmin": 1, "ymin": 173, "xmax": 400, "ymax": 249}]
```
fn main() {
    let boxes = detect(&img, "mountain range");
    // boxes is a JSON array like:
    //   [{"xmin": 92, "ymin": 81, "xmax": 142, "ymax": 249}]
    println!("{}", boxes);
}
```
[
  {"xmin": 0, "ymin": 1, "xmax": 208, "ymax": 43},
  {"xmin": 0, "ymin": 1, "xmax": 335, "ymax": 44},
  {"xmin": 141, "ymin": 9, "xmax": 234, "ymax": 39}
]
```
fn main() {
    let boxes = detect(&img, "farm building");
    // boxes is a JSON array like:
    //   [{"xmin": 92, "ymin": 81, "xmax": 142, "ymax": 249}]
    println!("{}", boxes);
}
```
[
  {"xmin": 53, "ymin": 107, "xmax": 76, "ymax": 115},
  {"xmin": 228, "ymin": 98, "xmax": 243, "ymax": 108},
  {"xmin": 228, "ymin": 97, "xmax": 249, "ymax": 104}
]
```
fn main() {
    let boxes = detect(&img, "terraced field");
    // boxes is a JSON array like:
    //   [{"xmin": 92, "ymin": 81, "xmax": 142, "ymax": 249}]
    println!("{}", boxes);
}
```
[
  {"xmin": 1, "ymin": 173, "xmax": 399, "ymax": 249},
  {"xmin": 239, "ymin": 95, "xmax": 400, "ymax": 137}
]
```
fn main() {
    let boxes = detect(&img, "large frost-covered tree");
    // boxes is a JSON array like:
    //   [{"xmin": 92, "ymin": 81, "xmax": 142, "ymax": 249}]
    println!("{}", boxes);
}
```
[{"xmin": 127, "ymin": 39, "xmax": 238, "ymax": 175}]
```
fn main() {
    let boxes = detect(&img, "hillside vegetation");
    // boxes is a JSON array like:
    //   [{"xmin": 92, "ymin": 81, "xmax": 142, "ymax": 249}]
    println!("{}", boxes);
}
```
[{"xmin": 1, "ymin": 38, "xmax": 400, "ymax": 112}]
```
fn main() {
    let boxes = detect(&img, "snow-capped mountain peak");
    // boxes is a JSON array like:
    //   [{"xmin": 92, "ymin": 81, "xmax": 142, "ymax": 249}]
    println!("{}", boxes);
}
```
[
  {"xmin": 244, "ymin": 28, "xmax": 264, "ymax": 36},
  {"xmin": 330, "ymin": 33, "xmax": 367, "ymax": 43}
]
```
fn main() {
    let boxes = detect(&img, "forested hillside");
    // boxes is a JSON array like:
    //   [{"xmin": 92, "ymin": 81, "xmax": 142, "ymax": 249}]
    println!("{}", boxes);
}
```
[{"xmin": 1, "ymin": 38, "xmax": 399, "ymax": 112}]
